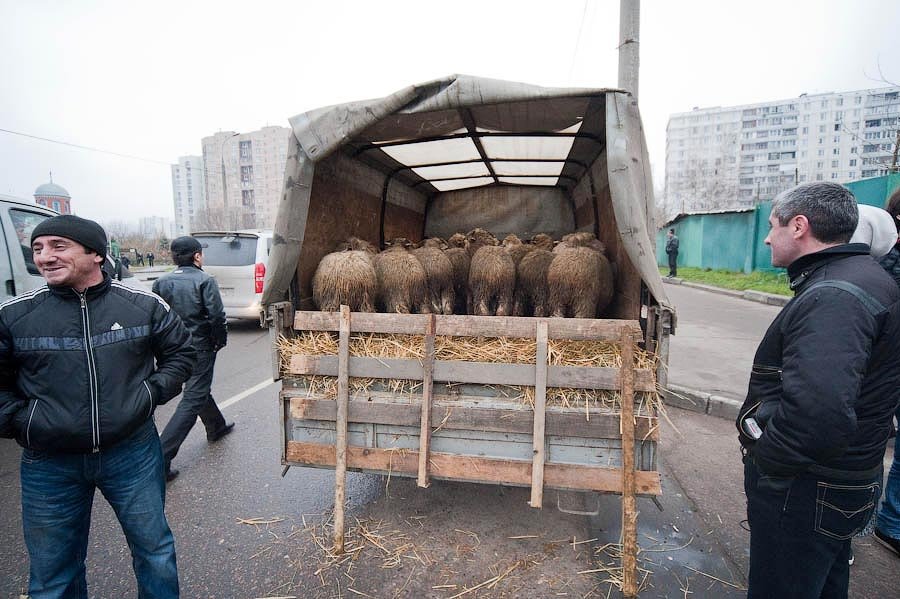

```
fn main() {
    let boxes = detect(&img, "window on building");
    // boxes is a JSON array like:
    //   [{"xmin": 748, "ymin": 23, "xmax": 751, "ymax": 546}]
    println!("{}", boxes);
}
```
[
  {"xmin": 851, "ymin": 146, "xmax": 857, "ymax": 154},
  {"xmin": 816, "ymin": 174, "xmax": 824, "ymax": 181},
  {"xmin": 833, "ymin": 148, "xmax": 840, "ymax": 155},
  {"xmin": 817, "ymin": 161, "xmax": 824, "ymax": 168},
  {"xmin": 817, "ymin": 149, "xmax": 825, "ymax": 156},
  {"xmin": 831, "ymin": 173, "xmax": 838, "ymax": 179},
  {"xmin": 849, "ymin": 159, "xmax": 857, "ymax": 166},
  {"xmin": 831, "ymin": 160, "xmax": 839, "ymax": 168},
  {"xmin": 849, "ymin": 171, "xmax": 856, "ymax": 179}
]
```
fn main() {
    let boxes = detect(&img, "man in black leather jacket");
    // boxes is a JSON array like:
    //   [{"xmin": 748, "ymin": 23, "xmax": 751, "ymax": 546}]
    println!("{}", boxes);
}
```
[
  {"xmin": 153, "ymin": 236, "xmax": 233, "ymax": 482},
  {"xmin": 0, "ymin": 215, "xmax": 195, "ymax": 598},
  {"xmin": 736, "ymin": 183, "xmax": 900, "ymax": 598}
]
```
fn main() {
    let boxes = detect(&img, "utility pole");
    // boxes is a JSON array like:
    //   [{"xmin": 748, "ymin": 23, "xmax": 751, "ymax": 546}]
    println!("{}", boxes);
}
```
[
  {"xmin": 617, "ymin": 0, "xmax": 640, "ymax": 100},
  {"xmin": 892, "ymin": 128, "xmax": 900, "ymax": 173}
]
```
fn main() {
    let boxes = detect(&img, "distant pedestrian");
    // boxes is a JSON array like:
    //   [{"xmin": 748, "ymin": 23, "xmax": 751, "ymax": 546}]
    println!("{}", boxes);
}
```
[
  {"xmin": 736, "ymin": 183, "xmax": 900, "ymax": 597},
  {"xmin": 153, "ymin": 236, "xmax": 233, "ymax": 483},
  {"xmin": 119, "ymin": 253, "xmax": 130, "ymax": 269},
  {"xmin": 147, "ymin": 251, "xmax": 155, "ymax": 267},
  {"xmin": 136, "ymin": 252, "xmax": 144, "ymax": 266},
  {"xmin": 665, "ymin": 228, "xmax": 679, "ymax": 277},
  {"xmin": 873, "ymin": 188, "xmax": 900, "ymax": 559},
  {"xmin": 0, "ymin": 215, "xmax": 195, "ymax": 598}
]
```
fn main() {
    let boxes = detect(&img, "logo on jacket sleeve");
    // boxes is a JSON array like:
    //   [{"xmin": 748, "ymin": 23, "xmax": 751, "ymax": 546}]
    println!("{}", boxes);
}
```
[{"xmin": 110, "ymin": 322, "xmax": 123, "ymax": 331}]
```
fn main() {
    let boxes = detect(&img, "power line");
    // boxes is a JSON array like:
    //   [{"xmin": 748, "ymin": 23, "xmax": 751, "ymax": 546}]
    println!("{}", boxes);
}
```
[
  {"xmin": 567, "ymin": 0, "xmax": 590, "ymax": 83},
  {"xmin": 0, "ymin": 127, "xmax": 172, "ymax": 166},
  {"xmin": 0, "ymin": 126, "xmax": 289, "ymax": 179}
]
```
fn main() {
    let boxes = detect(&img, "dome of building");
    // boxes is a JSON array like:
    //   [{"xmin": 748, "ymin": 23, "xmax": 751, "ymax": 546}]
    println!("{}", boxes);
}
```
[{"xmin": 34, "ymin": 181, "xmax": 71, "ymax": 198}]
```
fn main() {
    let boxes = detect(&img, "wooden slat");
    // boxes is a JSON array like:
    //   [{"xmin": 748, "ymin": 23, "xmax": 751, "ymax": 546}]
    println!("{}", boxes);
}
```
[
  {"xmin": 530, "ymin": 321, "xmax": 549, "ymax": 508},
  {"xmin": 333, "ymin": 306, "xmax": 351, "ymax": 553},
  {"xmin": 294, "ymin": 311, "xmax": 642, "ymax": 341},
  {"xmin": 417, "ymin": 315, "xmax": 436, "ymax": 487},
  {"xmin": 285, "ymin": 441, "xmax": 662, "ymax": 495},
  {"xmin": 619, "ymin": 329, "xmax": 638, "ymax": 597},
  {"xmin": 285, "ymin": 395, "xmax": 659, "ymax": 441},
  {"xmin": 288, "ymin": 355, "xmax": 657, "ymax": 392}
]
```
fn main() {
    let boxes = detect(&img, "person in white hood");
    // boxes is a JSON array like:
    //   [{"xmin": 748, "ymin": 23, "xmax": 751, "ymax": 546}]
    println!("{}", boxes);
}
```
[{"xmin": 849, "ymin": 204, "xmax": 896, "ymax": 258}]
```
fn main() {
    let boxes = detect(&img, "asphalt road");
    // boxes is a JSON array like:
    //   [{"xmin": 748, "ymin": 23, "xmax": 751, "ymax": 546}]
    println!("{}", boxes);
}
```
[{"xmin": 2, "ymin": 285, "xmax": 895, "ymax": 597}]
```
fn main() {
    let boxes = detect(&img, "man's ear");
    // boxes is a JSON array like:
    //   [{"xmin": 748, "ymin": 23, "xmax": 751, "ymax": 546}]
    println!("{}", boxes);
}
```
[
  {"xmin": 93, "ymin": 253, "xmax": 104, "ymax": 265},
  {"xmin": 792, "ymin": 214, "xmax": 810, "ymax": 239}
]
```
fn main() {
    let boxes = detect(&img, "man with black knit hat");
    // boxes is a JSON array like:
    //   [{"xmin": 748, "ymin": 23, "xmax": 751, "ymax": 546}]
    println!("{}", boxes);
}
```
[
  {"xmin": 0, "ymin": 214, "xmax": 195, "ymax": 598},
  {"xmin": 153, "ymin": 235, "xmax": 233, "ymax": 482}
]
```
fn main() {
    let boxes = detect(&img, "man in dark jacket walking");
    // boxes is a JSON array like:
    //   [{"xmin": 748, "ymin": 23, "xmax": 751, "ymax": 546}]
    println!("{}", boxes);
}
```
[
  {"xmin": 0, "ymin": 215, "xmax": 195, "ymax": 598},
  {"xmin": 665, "ymin": 228, "xmax": 679, "ymax": 277},
  {"xmin": 153, "ymin": 236, "xmax": 233, "ymax": 482},
  {"xmin": 736, "ymin": 183, "xmax": 900, "ymax": 598}
]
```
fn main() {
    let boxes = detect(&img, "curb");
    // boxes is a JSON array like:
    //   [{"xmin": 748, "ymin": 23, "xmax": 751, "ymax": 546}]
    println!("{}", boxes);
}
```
[
  {"xmin": 663, "ymin": 277, "xmax": 789, "ymax": 307},
  {"xmin": 661, "ymin": 383, "xmax": 743, "ymax": 421}
]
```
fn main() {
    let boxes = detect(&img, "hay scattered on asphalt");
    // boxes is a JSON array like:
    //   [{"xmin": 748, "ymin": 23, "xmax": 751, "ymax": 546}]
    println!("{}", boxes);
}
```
[{"xmin": 277, "ymin": 331, "xmax": 660, "ymax": 413}]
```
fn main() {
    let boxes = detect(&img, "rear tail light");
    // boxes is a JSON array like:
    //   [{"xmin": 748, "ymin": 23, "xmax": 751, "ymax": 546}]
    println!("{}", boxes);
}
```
[{"xmin": 254, "ymin": 262, "xmax": 265, "ymax": 294}]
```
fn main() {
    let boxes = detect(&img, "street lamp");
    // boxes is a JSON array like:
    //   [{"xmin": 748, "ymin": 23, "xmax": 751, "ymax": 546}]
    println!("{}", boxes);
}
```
[{"xmin": 220, "ymin": 132, "xmax": 240, "ymax": 227}]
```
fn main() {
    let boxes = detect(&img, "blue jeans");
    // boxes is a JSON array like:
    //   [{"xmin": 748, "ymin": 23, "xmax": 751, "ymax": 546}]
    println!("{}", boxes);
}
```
[
  {"xmin": 876, "ymin": 405, "xmax": 900, "ymax": 538},
  {"xmin": 20, "ymin": 419, "xmax": 178, "ymax": 599},
  {"xmin": 744, "ymin": 456, "xmax": 881, "ymax": 599}
]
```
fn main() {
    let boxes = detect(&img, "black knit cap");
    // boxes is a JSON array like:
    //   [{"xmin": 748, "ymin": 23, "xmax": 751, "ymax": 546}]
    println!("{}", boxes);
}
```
[
  {"xmin": 170, "ymin": 236, "xmax": 207, "ymax": 257},
  {"xmin": 31, "ymin": 215, "xmax": 108, "ymax": 257}
]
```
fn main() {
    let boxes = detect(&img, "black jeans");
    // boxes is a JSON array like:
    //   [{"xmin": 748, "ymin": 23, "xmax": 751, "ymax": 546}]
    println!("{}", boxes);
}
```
[
  {"xmin": 667, "ymin": 253, "xmax": 677, "ymax": 277},
  {"xmin": 160, "ymin": 349, "xmax": 227, "ymax": 468},
  {"xmin": 744, "ymin": 456, "xmax": 881, "ymax": 599}
]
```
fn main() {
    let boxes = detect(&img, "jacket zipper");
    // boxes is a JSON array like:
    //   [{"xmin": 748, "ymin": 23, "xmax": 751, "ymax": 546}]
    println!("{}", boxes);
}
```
[
  {"xmin": 25, "ymin": 400, "xmax": 38, "ymax": 447},
  {"xmin": 143, "ymin": 381, "xmax": 154, "ymax": 418},
  {"xmin": 79, "ymin": 291, "xmax": 101, "ymax": 452}
]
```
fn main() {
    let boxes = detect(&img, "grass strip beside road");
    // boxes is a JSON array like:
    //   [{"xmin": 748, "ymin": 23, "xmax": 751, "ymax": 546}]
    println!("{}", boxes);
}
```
[{"xmin": 661, "ymin": 267, "xmax": 791, "ymax": 297}]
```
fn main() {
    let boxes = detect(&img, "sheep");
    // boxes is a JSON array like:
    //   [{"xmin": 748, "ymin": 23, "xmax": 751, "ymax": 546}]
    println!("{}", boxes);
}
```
[
  {"xmin": 420, "ymin": 237, "xmax": 449, "ymax": 250},
  {"xmin": 311, "ymin": 239, "xmax": 378, "ymax": 312},
  {"xmin": 530, "ymin": 233, "xmax": 554, "ymax": 251},
  {"xmin": 466, "ymin": 228, "xmax": 516, "ymax": 316},
  {"xmin": 554, "ymin": 231, "xmax": 607, "ymax": 255},
  {"xmin": 515, "ymin": 248, "xmax": 555, "ymax": 317},
  {"xmin": 412, "ymin": 243, "xmax": 455, "ymax": 314},
  {"xmin": 372, "ymin": 238, "xmax": 430, "ymax": 314},
  {"xmin": 502, "ymin": 233, "xmax": 532, "ymax": 268},
  {"xmin": 547, "ymin": 233, "xmax": 615, "ymax": 318},
  {"xmin": 443, "ymin": 233, "xmax": 470, "ymax": 315}
]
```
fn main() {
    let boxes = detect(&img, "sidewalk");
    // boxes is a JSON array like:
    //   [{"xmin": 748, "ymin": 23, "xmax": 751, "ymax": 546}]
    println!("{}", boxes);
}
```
[{"xmin": 660, "ymin": 279, "xmax": 783, "ymax": 419}]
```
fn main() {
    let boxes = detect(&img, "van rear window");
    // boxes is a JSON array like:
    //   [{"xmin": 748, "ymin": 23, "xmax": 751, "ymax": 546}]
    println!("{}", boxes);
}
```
[{"xmin": 194, "ymin": 236, "xmax": 258, "ymax": 266}]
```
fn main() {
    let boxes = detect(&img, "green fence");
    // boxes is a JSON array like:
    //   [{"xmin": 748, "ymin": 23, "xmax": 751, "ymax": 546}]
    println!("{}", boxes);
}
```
[{"xmin": 656, "ymin": 174, "xmax": 900, "ymax": 273}]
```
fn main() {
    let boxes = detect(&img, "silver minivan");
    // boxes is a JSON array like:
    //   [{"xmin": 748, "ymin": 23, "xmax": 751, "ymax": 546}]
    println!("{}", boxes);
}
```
[{"xmin": 190, "ymin": 229, "xmax": 273, "ymax": 320}]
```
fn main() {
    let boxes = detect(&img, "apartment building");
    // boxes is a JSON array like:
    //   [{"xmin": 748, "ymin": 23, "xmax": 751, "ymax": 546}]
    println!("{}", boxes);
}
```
[
  {"xmin": 171, "ymin": 156, "xmax": 204, "ymax": 236},
  {"xmin": 200, "ymin": 126, "xmax": 290, "ymax": 230},
  {"xmin": 665, "ymin": 86, "xmax": 900, "ymax": 216}
]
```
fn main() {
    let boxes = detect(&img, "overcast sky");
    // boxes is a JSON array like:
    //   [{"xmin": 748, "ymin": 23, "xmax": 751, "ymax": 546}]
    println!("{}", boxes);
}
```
[{"xmin": 2, "ymin": 0, "xmax": 898, "ymax": 224}]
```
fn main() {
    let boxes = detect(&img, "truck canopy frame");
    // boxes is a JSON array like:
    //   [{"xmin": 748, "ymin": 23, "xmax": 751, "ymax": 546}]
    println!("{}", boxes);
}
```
[{"xmin": 262, "ymin": 74, "xmax": 671, "ymax": 319}]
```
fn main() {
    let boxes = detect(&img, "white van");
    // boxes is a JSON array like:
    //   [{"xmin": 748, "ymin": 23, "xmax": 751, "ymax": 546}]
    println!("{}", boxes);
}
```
[
  {"xmin": 0, "ymin": 194, "xmax": 143, "ymax": 300},
  {"xmin": 190, "ymin": 229, "xmax": 273, "ymax": 320}
]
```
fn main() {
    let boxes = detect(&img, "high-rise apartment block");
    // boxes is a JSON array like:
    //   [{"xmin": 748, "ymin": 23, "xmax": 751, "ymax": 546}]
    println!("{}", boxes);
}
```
[
  {"xmin": 665, "ymin": 86, "xmax": 900, "ymax": 216},
  {"xmin": 200, "ymin": 126, "xmax": 290, "ymax": 230},
  {"xmin": 171, "ymin": 156, "xmax": 204, "ymax": 236}
]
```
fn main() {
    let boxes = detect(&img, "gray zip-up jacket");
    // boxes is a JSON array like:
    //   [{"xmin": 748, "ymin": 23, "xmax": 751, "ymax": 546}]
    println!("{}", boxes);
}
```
[
  {"xmin": 0, "ymin": 275, "xmax": 195, "ymax": 453},
  {"xmin": 152, "ymin": 265, "xmax": 227, "ymax": 351}
]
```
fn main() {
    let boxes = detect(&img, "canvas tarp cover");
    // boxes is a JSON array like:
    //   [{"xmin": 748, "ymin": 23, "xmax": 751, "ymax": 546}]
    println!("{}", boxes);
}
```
[{"xmin": 262, "ymin": 74, "xmax": 671, "ymax": 313}]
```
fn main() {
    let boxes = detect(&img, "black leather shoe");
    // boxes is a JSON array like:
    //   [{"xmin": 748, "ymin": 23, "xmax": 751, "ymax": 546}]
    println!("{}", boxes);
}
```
[
  {"xmin": 208, "ymin": 422, "xmax": 235, "ymax": 443},
  {"xmin": 874, "ymin": 528, "xmax": 900, "ymax": 557},
  {"xmin": 165, "ymin": 468, "xmax": 179, "ymax": 483}
]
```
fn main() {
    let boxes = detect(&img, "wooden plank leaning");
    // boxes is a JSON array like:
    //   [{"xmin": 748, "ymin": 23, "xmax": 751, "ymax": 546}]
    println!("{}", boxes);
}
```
[
  {"xmin": 417, "ymin": 314, "xmax": 437, "ymax": 487},
  {"xmin": 619, "ymin": 327, "xmax": 638, "ymax": 598},
  {"xmin": 333, "ymin": 305, "xmax": 351, "ymax": 554},
  {"xmin": 529, "ymin": 320, "xmax": 549, "ymax": 508}
]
